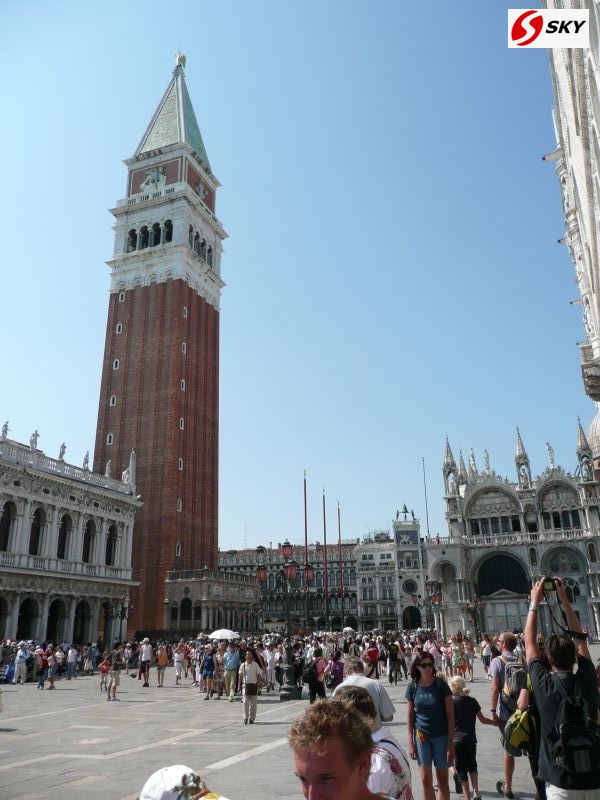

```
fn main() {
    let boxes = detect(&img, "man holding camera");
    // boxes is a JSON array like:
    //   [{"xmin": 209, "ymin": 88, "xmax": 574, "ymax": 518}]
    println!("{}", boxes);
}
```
[{"xmin": 524, "ymin": 576, "xmax": 600, "ymax": 799}]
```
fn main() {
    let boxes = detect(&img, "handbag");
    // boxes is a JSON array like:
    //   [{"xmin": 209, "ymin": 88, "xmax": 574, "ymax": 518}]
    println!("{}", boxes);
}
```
[{"xmin": 245, "ymin": 682, "xmax": 258, "ymax": 695}]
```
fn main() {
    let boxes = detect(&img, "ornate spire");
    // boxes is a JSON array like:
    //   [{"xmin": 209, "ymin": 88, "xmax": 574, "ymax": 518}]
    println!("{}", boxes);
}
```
[
  {"xmin": 458, "ymin": 451, "xmax": 468, "ymax": 483},
  {"xmin": 468, "ymin": 448, "xmax": 478, "ymax": 479},
  {"xmin": 443, "ymin": 438, "xmax": 458, "ymax": 496},
  {"xmin": 515, "ymin": 427, "xmax": 532, "ymax": 489},
  {"xmin": 134, "ymin": 56, "xmax": 211, "ymax": 169},
  {"xmin": 577, "ymin": 416, "xmax": 592, "ymax": 453},
  {"xmin": 443, "ymin": 437, "xmax": 456, "ymax": 470},
  {"xmin": 515, "ymin": 427, "xmax": 528, "ymax": 461},
  {"xmin": 577, "ymin": 417, "xmax": 594, "ymax": 482}
]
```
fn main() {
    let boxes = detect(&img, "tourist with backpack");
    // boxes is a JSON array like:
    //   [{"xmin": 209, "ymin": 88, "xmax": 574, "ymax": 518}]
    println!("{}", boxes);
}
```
[
  {"xmin": 303, "ymin": 646, "xmax": 326, "ymax": 704},
  {"xmin": 490, "ymin": 632, "xmax": 523, "ymax": 800},
  {"xmin": 405, "ymin": 651, "xmax": 454, "ymax": 800},
  {"xmin": 524, "ymin": 576, "xmax": 600, "ymax": 799}
]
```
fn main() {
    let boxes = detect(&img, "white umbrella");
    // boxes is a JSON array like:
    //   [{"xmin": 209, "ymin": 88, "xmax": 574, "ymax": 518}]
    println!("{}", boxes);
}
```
[
  {"xmin": 207, "ymin": 628, "xmax": 239, "ymax": 640},
  {"xmin": 343, "ymin": 626, "xmax": 355, "ymax": 634}
]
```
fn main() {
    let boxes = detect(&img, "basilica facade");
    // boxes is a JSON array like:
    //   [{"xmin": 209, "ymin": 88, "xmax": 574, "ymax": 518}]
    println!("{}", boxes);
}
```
[{"xmin": 426, "ymin": 425, "xmax": 600, "ymax": 639}]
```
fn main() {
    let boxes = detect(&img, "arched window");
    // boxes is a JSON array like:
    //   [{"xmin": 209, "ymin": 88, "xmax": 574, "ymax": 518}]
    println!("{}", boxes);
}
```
[
  {"xmin": 164, "ymin": 220, "xmax": 173, "ymax": 243},
  {"xmin": 109, "ymin": 395, "xmax": 117, "ymax": 407},
  {"xmin": 82, "ymin": 520, "xmax": 95, "ymax": 563},
  {"xmin": 178, "ymin": 458, "xmax": 184, "ymax": 471},
  {"xmin": 179, "ymin": 417, "xmax": 184, "ymax": 430},
  {"xmin": 105, "ymin": 524, "xmax": 117, "ymax": 566},
  {"xmin": 29, "ymin": 507, "xmax": 44, "ymax": 556},
  {"xmin": 207, "ymin": 246, "xmax": 213, "ymax": 267},
  {"xmin": 200, "ymin": 239, "xmax": 207, "ymax": 260},
  {"xmin": 194, "ymin": 232, "xmax": 201, "ymax": 255},
  {"xmin": 588, "ymin": 542, "xmax": 598, "ymax": 563},
  {"xmin": 188, "ymin": 225, "xmax": 194, "ymax": 248},
  {"xmin": 118, "ymin": 291, "xmax": 126, "ymax": 303},
  {"xmin": 57, "ymin": 514, "xmax": 72, "ymax": 560},
  {"xmin": 112, "ymin": 359, "xmax": 120, "ymax": 370},
  {"xmin": 151, "ymin": 223, "xmax": 161, "ymax": 246},
  {"xmin": 127, "ymin": 229, "xmax": 137, "ymax": 252},
  {"xmin": 529, "ymin": 547, "xmax": 537, "ymax": 566},
  {"xmin": 553, "ymin": 511, "xmax": 561, "ymax": 528},
  {"xmin": 106, "ymin": 433, "xmax": 113, "ymax": 445},
  {"xmin": 0, "ymin": 501, "xmax": 16, "ymax": 551},
  {"xmin": 139, "ymin": 226, "xmax": 149, "ymax": 249},
  {"xmin": 116, "ymin": 323, "xmax": 123, "ymax": 334},
  {"xmin": 180, "ymin": 598, "xmax": 192, "ymax": 621}
]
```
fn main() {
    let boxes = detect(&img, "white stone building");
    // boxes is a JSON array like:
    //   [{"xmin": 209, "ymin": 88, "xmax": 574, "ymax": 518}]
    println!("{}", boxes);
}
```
[
  {"xmin": 431, "ymin": 428, "xmax": 600, "ymax": 639},
  {"xmin": 544, "ymin": 1, "xmax": 600, "ymax": 408},
  {"xmin": 0, "ymin": 433, "xmax": 140, "ymax": 644}
]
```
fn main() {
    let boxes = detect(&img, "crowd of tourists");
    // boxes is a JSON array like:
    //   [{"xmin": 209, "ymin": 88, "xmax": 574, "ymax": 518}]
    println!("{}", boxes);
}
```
[{"xmin": 4, "ymin": 577, "xmax": 600, "ymax": 800}]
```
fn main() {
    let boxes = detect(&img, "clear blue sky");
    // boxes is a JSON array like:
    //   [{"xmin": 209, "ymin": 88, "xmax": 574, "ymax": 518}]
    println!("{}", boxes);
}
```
[{"xmin": 0, "ymin": 1, "xmax": 589, "ymax": 552}]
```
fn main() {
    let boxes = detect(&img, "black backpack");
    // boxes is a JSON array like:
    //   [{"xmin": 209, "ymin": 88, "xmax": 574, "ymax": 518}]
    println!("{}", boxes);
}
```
[
  {"xmin": 302, "ymin": 660, "xmax": 317, "ymax": 684},
  {"xmin": 550, "ymin": 676, "xmax": 600, "ymax": 776},
  {"xmin": 499, "ymin": 656, "xmax": 528, "ymax": 715}
]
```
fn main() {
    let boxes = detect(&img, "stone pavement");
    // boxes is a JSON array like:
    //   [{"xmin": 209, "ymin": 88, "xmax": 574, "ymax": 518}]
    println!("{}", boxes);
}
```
[{"xmin": 2, "ymin": 648, "xmax": 598, "ymax": 800}]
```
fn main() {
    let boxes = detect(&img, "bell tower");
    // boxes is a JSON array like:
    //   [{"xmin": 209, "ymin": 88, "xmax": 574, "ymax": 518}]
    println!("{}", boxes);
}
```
[{"xmin": 93, "ymin": 55, "xmax": 226, "ymax": 632}]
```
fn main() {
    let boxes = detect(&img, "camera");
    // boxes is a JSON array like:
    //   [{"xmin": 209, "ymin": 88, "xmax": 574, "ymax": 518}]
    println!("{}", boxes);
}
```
[{"xmin": 543, "ymin": 576, "xmax": 556, "ymax": 592}]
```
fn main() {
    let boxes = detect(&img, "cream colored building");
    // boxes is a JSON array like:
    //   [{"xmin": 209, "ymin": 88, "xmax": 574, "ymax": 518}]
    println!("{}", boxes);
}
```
[{"xmin": 0, "ymin": 433, "xmax": 140, "ymax": 644}]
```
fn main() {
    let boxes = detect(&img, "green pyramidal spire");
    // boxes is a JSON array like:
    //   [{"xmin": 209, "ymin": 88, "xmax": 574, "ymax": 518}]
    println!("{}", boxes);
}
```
[{"xmin": 134, "ymin": 53, "xmax": 211, "ymax": 171}]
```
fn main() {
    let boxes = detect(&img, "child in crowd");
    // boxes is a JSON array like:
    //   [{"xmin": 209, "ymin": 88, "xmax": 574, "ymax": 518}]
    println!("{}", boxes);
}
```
[
  {"xmin": 449, "ymin": 675, "xmax": 497, "ymax": 800},
  {"xmin": 99, "ymin": 657, "xmax": 110, "ymax": 692}
]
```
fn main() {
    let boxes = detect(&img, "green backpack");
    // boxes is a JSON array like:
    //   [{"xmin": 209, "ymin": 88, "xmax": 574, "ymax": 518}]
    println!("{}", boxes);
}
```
[{"xmin": 504, "ymin": 707, "xmax": 537, "ymax": 755}]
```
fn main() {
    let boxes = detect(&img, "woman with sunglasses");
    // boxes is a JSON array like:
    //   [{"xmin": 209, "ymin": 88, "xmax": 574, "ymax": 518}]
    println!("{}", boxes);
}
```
[{"xmin": 406, "ymin": 652, "xmax": 455, "ymax": 800}]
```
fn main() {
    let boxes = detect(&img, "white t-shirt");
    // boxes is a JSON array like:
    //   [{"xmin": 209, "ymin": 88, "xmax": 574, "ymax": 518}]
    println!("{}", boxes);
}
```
[{"xmin": 369, "ymin": 727, "xmax": 413, "ymax": 800}]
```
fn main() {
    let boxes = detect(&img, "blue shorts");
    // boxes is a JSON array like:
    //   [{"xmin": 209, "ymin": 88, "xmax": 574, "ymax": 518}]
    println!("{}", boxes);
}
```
[
  {"xmin": 415, "ymin": 733, "xmax": 451, "ymax": 768},
  {"xmin": 202, "ymin": 670, "xmax": 214, "ymax": 679}
]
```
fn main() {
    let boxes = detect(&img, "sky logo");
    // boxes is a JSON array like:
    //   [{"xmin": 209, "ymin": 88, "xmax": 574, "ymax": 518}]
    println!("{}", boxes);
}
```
[{"xmin": 508, "ymin": 8, "xmax": 589, "ymax": 48}]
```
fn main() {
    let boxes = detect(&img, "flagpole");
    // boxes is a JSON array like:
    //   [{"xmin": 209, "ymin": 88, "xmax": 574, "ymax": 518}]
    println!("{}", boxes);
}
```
[
  {"xmin": 337, "ymin": 501, "xmax": 344, "ymax": 628},
  {"xmin": 322, "ymin": 488, "xmax": 329, "ymax": 631}
]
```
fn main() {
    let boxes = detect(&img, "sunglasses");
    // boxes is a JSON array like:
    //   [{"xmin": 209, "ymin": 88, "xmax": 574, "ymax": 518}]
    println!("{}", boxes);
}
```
[{"xmin": 419, "ymin": 662, "xmax": 434, "ymax": 668}]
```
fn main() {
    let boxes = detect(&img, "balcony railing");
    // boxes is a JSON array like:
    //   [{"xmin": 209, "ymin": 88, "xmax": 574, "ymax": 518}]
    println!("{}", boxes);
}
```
[
  {"xmin": 0, "ymin": 441, "xmax": 133, "ymax": 496},
  {"xmin": 429, "ymin": 527, "xmax": 598, "ymax": 549},
  {"xmin": 0, "ymin": 551, "xmax": 132, "ymax": 580}
]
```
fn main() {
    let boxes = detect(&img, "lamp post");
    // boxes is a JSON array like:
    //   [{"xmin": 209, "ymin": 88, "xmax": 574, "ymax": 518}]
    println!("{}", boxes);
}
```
[
  {"xmin": 118, "ymin": 596, "xmax": 129, "ymax": 642},
  {"xmin": 303, "ymin": 561, "xmax": 315, "ymax": 632}
]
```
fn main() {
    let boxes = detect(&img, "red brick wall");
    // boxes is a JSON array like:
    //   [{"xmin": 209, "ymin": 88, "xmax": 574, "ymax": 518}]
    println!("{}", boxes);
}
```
[{"xmin": 94, "ymin": 279, "xmax": 219, "ymax": 631}]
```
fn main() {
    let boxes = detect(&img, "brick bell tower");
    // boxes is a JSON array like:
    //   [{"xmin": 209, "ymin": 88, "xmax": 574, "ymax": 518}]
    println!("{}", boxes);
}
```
[{"xmin": 93, "ymin": 54, "xmax": 226, "ymax": 633}]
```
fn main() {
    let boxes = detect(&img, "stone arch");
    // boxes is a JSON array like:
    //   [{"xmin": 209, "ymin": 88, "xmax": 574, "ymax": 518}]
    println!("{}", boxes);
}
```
[
  {"xmin": 29, "ymin": 506, "xmax": 46, "ymax": 556},
  {"xmin": 73, "ymin": 600, "xmax": 94, "ymax": 645},
  {"xmin": 474, "ymin": 553, "xmax": 530, "ymax": 597},
  {"xmin": 57, "ymin": 513, "xmax": 72, "ymax": 560},
  {"xmin": 0, "ymin": 500, "xmax": 17, "ymax": 551},
  {"xmin": 47, "ymin": 598, "xmax": 68, "ymax": 643},
  {"xmin": 0, "ymin": 595, "xmax": 9, "ymax": 639},
  {"xmin": 82, "ymin": 519, "xmax": 96, "ymax": 563},
  {"xmin": 538, "ymin": 480, "xmax": 582, "ymax": 531},
  {"xmin": 105, "ymin": 525, "xmax": 118, "ymax": 566},
  {"xmin": 403, "ymin": 606, "xmax": 421, "ymax": 629},
  {"xmin": 16, "ymin": 596, "xmax": 40, "ymax": 642},
  {"xmin": 180, "ymin": 597, "xmax": 192, "ymax": 621},
  {"xmin": 540, "ymin": 545, "xmax": 588, "ymax": 596}
]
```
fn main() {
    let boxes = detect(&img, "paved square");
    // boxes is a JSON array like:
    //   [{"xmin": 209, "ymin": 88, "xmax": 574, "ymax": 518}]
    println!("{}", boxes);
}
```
[{"xmin": 2, "ymin": 649, "xmax": 588, "ymax": 800}]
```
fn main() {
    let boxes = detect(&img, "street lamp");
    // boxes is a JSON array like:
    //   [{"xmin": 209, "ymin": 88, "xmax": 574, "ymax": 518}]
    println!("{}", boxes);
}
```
[{"xmin": 282, "ymin": 557, "xmax": 298, "ymax": 638}]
